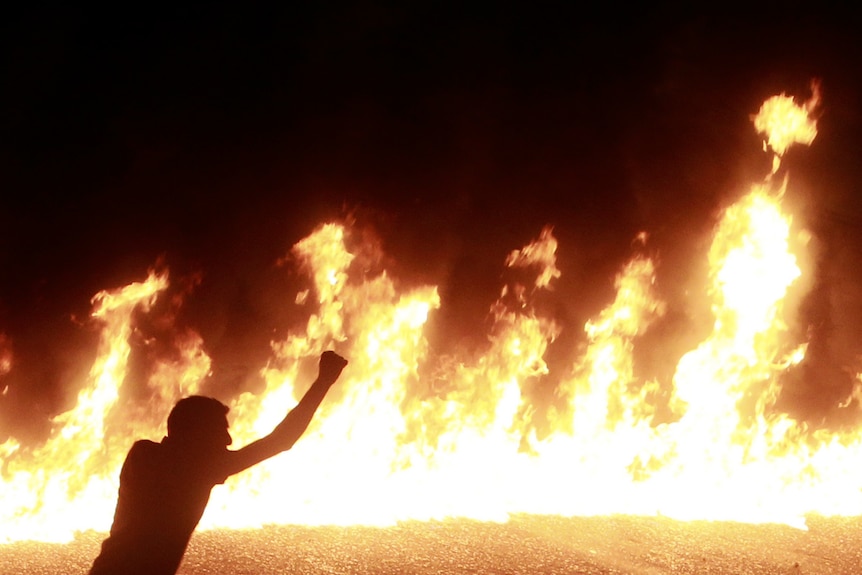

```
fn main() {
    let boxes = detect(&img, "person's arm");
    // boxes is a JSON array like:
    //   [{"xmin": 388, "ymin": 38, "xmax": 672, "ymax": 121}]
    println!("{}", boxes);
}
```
[{"xmin": 222, "ymin": 351, "xmax": 348, "ymax": 476}]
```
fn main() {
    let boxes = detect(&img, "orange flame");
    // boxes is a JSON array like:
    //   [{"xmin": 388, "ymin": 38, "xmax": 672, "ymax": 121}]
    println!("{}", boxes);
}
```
[
  {"xmin": 753, "ymin": 80, "xmax": 820, "ymax": 173},
  {"xmin": 3, "ymin": 83, "xmax": 861, "ymax": 543}
]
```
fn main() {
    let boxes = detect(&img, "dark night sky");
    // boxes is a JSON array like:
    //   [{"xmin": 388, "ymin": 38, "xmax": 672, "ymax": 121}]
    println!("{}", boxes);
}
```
[{"xmin": 2, "ymin": 4, "xmax": 862, "ymax": 440}]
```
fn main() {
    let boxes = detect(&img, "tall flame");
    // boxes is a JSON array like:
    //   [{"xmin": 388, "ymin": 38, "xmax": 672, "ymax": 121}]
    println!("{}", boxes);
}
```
[{"xmin": 4, "ymin": 83, "xmax": 862, "ymax": 544}]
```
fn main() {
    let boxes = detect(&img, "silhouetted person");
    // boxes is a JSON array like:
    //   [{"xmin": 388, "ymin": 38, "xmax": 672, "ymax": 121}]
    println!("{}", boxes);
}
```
[{"xmin": 88, "ymin": 350, "xmax": 349, "ymax": 575}]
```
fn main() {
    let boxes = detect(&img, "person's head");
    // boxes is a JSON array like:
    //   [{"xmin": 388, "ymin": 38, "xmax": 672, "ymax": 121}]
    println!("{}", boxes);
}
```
[{"xmin": 166, "ymin": 395, "xmax": 232, "ymax": 450}]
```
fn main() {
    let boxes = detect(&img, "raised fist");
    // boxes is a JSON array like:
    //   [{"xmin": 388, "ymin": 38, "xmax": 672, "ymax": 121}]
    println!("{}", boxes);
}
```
[{"xmin": 318, "ymin": 351, "xmax": 348, "ymax": 384}]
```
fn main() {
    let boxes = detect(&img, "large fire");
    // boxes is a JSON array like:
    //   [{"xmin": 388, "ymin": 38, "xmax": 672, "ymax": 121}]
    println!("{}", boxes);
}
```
[{"xmin": 3, "ymin": 84, "xmax": 862, "ymax": 544}]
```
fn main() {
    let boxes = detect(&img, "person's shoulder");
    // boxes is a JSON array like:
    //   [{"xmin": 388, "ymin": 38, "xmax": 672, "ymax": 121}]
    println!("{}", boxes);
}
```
[
  {"xmin": 119, "ymin": 439, "xmax": 164, "ymax": 478},
  {"xmin": 127, "ymin": 439, "xmax": 162, "ymax": 458},
  {"xmin": 130, "ymin": 438, "xmax": 161, "ymax": 449}
]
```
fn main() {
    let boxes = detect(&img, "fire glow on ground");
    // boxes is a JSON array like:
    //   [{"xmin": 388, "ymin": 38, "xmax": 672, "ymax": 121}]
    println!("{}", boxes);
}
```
[{"xmin": 4, "ymin": 516, "xmax": 862, "ymax": 574}]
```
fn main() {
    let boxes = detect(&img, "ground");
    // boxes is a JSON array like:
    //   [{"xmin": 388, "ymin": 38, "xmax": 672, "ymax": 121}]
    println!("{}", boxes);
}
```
[{"xmin": 2, "ymin": 514, "xmax": 858, "ymax": 574}]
